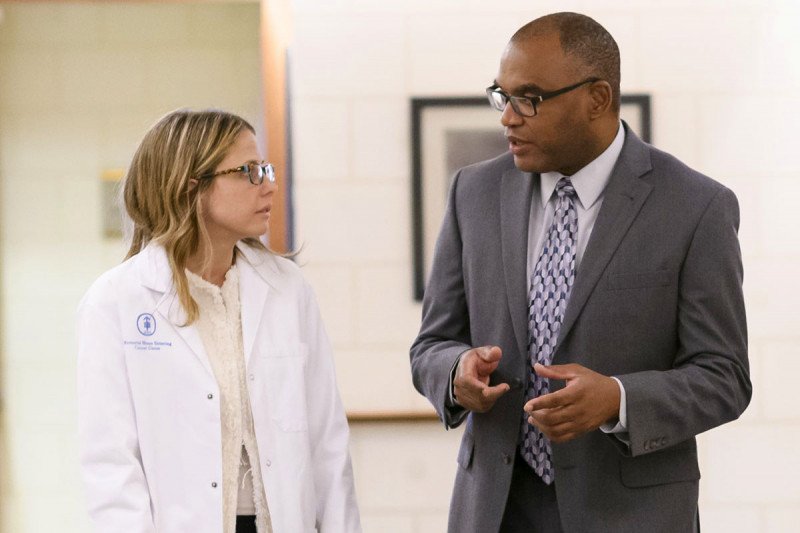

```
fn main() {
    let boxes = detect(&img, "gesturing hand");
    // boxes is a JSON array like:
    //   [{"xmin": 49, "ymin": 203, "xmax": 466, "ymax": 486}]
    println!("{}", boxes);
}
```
[
  {"xmin": 524, "ymin": 363, "xmax": 621, "ymax": 443},
  {"xmin": 453, "ymin": 346, "xmax": 510, "ymax": 413}
]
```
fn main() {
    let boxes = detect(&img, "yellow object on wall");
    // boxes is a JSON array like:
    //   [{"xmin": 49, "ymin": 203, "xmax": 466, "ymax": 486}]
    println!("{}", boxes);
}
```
[{"xmin": 101, "ymin": 169, "xmax": 125, "ymax": 239}]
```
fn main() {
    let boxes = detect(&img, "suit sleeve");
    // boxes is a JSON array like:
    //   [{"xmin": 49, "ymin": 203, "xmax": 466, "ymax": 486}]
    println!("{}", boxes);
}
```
[
  {"xmin": 410, "ymin": 170, "xmax": 473, "ymax": 428},
  {"xmin": 77, "ymin": 300, "xmax": 156, "ymax": 533},
  {"xmin": 617, "ymin": 186, "xmax": 752, "ymax": 456},
  {"xmin": 301, "ymin": 282, "xmax": 362, "ymax": 533}
]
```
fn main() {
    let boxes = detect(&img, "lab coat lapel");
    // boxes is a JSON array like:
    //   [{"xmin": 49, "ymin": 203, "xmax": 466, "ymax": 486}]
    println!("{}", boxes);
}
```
[
  {"xmin": 138, "ymin": 243, "xmax": 215, "ymax": 378},
  {"xmin": 157, "ymin": 291, "xmax": 216, "ymax": 377},
  {"xmin": 236, "ymin": 243, "xmax": 276, "ymax": 368}
]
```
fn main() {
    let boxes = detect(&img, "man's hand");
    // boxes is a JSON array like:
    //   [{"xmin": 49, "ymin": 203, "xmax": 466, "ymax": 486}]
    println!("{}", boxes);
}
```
[
  {"xmin": 524, "ymin": 363, "xmax": 621, "ymax": 443},
  {"xmin": 453, "ymin": 346, "xmax": 510, "ymax": 413}
]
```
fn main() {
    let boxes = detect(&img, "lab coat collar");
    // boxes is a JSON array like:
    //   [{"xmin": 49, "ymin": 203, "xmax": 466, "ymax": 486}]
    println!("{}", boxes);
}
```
[{"xmin": 136, "ymin": 240, "xmax": 282, "ymax": 296}]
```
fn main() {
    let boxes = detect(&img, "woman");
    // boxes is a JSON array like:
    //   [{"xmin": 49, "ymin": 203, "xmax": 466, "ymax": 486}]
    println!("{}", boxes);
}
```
[{"xmin": 77, "ymin": 109, "xmax": 361, "ymax": 533}]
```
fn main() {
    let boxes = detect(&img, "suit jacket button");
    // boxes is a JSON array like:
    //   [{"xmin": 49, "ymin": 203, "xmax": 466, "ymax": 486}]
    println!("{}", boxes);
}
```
[
  {"xmin": 512, "ymin": 378, "xmax": 522, "ymax": 388},
  {"xmin": 502, "ymin": 453, "xmax": 512, "ymax": 465}
]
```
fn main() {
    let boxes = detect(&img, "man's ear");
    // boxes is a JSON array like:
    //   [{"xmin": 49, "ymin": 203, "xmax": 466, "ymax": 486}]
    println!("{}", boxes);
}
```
[{"xmin": 588, "ymin": 80, "xmax": 613, "ymax": 118}]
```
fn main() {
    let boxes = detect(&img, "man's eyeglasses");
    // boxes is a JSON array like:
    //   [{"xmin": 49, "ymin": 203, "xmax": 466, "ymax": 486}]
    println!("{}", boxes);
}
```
[
  {"xmin": 200, "ymin": 161, "xmax": 276, "ymax": 186},
  {"xmin": 486, "ymin": 78, "xmax": 600, "ymax": 117}
]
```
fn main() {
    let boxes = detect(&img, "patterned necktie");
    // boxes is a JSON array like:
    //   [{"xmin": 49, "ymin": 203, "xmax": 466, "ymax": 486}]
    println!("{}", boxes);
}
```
[{"xmin": 521, "ymin": 177, "xmax": 578, "ymax": 485}]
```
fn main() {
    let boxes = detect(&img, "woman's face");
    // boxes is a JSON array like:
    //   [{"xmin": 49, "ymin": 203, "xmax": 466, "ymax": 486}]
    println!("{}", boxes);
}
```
[{"xmin": 200, "ymin": 130, "xmax": 276, "ymax": 247}]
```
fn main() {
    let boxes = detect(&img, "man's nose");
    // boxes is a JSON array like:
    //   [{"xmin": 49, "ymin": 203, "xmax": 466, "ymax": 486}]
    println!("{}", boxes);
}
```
[{"xmin": 500, "ymin": 101, "xmax": 523, "ymax": 127}]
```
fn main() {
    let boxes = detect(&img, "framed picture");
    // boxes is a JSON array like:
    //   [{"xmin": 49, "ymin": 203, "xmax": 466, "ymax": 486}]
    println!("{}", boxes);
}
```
[
  {"xmin": 410, "ymin": 94, "xmax": 652, "ymax": 301},
  {"xmin": 101, "ymin": 168, "xmax": 125, "ymax": 239}
]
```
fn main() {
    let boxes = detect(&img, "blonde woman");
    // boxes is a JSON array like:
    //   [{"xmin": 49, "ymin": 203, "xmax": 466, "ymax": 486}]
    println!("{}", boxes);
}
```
[{"xmin": 77, "ymin": 109, "xmax": 361, "ymax": 533}]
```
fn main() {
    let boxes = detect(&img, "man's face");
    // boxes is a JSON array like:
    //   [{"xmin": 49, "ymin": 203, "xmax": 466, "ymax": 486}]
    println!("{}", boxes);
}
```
[{"xmin": 494, "ymin": 33, "xmax": 594, "ymax": 175}]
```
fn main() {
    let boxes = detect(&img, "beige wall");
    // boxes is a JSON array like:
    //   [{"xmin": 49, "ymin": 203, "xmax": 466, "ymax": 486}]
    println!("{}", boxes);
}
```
[
  {"xmin": 1, "ymin": 0, "xmax": 799, "ymax": 532},
  {"xmin": 289, "ymin": 0, "xmax": 800, "ymax": 531},
  {"xmin": 0, "ymin": 2, "xmax": 262, "ymax": 531}
]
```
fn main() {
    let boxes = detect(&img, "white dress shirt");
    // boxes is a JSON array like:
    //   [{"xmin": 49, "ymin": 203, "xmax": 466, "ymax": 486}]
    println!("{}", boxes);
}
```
[{"xmin": 526, "ymin": 122, "xmax": 628, "ymax": 437}]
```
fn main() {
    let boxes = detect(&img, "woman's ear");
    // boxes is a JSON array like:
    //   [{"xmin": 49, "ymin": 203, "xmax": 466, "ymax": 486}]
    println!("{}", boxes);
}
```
[{"xmin": 187, "ymin": 178, "xmax": 199, "ymax": 191}]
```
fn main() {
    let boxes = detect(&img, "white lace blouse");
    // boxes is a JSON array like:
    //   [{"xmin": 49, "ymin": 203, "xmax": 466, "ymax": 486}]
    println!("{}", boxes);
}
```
[{"xmin": 187, "ymin": 266, "xmax": 272, "ymax": 533}]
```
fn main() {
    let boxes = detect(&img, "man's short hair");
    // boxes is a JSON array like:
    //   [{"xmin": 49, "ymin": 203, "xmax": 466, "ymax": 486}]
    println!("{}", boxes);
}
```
[{"xmin": 511, "ymin": 12, "xmax": 621, "ymax": 112}]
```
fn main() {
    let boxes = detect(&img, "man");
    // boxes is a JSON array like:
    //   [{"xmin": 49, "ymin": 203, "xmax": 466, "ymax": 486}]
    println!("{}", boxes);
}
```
[{"xmin": 410, "ymin": 12, "xmax": 750, "ymax": 533}]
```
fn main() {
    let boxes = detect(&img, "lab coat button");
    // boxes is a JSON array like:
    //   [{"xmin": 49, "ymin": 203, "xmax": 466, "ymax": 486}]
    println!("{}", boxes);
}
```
[
  {"xmin": 211, "ymin": 482, "xmax": 218, "ymax": 488},
  {"xmin": 249, "ymin": 374, "xmax": 255, "ymax": 381},
  {"xmin": 266, "ymin": 459, "xmax": 272, "ymax": 467},
  {"xmin": 207, "ymin": 393, "xmax": 214, "ymax": 399}
]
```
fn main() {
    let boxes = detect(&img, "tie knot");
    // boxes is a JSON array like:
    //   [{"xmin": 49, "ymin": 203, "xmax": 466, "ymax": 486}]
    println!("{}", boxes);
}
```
[{"xmin": 556, "ymin": 177, "xmax": 576, "ymax": 198}]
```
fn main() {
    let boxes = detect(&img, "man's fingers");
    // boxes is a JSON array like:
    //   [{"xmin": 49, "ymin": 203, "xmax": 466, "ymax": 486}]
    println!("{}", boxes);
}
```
[
  {"xmin": 476, "ymin": 345, "xmax": 503, "ymax": 364},
  {"xmin": 459, "ymin": 346, "xmax": 502, "ymax": 379},
  {"xmin": 454, "ymin": 375, "xmax": 508, "ymax": 413},
  {"xmin": 533, "ymin": 362, "xmax": 579, "ymax": 381},
  {"xmin": 481, "ymin": 382, "xmax": 510, "ymax": 401},
  {"xmin": 456, "ymin": 374, "xmax": 490, "ymax": 392},
  {"xmin": 468, "ymin": 346, "xmax": 503, "ymax": 378},
  {"xmin": 525, "ymin": 389, "xmax": 570, "ymax": 412},
  {"xmin": 527, "ymin": 414, "xmax": 579, "ymax": 443},
  {"xmin": 529, "ymin": 405, "xmax": 576, "ymax": 427}
]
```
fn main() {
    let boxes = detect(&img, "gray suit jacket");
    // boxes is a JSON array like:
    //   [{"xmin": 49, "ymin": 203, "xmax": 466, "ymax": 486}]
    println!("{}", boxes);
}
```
[{"xmin": 410, "ymin": 125, "xmax": 751, "ymax": 533}]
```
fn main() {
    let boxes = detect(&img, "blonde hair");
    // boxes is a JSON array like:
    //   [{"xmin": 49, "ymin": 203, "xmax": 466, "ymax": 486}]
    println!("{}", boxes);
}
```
[{"xmin": 123, "ymin": 109, "xmax": 264, "ymax": 324}]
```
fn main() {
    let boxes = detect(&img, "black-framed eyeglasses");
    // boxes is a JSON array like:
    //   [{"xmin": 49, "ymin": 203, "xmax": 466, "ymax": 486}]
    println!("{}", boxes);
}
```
[
  {"xmin": 200, "ymin": 161, "xmax": 276, "ymax": 185},
  {"xmin": 486, "ymin": 78, "xmax": 600, "ymax": 117}
]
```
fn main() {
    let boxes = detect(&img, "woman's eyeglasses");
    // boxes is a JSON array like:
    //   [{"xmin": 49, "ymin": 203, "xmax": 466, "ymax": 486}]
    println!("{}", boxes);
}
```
[{"xmin": 200, "ymin": 162, "xmax": 276, "ymax": 185}]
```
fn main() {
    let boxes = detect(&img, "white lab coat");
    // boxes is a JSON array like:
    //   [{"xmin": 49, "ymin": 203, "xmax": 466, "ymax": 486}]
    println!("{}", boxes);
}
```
[{"xmin": 77, "ymin": 242, "xmax": 361, "ymax": 533}]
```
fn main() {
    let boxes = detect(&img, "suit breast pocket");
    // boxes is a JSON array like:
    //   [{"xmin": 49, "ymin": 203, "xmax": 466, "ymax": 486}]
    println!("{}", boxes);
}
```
[
  {"xmin": 606, "ymin": 269, "xmax": 673, "ymax": 291},
  {"xmin": 262, "ymin": 343, "xmax": 309, "ymax": 432}
]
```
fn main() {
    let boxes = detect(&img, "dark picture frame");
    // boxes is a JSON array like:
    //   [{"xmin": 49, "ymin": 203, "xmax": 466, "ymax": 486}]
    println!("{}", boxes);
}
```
[{"xmin": 411, "ymin": 94, "xmax": 652, "ymax": 301}]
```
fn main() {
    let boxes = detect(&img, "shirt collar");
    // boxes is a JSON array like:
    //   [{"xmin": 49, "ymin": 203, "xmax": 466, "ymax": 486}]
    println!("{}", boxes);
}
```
[{"xmin": 539, "ymin": 121, "xmax": 625, "ymax": 209}]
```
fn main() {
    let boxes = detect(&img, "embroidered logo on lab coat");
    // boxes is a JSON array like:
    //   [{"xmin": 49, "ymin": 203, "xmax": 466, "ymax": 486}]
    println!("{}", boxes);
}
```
[
  {"xmin": 137, "ymin": 313, "xmax": 156, "ymax": 336},
  {"xmin": 125, "ymin": 313, "xmax": 172, "ymax": 352}
]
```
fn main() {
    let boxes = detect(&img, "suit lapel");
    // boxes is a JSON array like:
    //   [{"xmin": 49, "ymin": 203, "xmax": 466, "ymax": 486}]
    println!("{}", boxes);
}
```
[
  {"xmin": 555, "ymin": 129, "xmax": 654, "ymax": 354},
  {"xmin": 500, "ymin": 165, "xmax": 535, "ymax": 362},
  {"xmin": 156, "ymin": 290, "xmax": 216, "ymax": 377}
]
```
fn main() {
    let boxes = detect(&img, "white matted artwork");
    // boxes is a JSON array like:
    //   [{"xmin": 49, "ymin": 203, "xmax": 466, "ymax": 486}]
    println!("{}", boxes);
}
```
[{"xmin": 410, "ymin": 95, "xmax": 651, "ymax": 300}]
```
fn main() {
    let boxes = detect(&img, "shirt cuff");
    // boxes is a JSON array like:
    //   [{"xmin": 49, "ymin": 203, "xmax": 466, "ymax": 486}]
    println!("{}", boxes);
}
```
[
  {"xmin": 447, "ymin": 355, "xmax": 459, "ymax": 406},
  {"xmin": 445, "ymin": 352, "xmax": 468, "ymax": 426},
  {"xmin": 599, "ymin": 376, "xmax": 628, "ymax": 434}
]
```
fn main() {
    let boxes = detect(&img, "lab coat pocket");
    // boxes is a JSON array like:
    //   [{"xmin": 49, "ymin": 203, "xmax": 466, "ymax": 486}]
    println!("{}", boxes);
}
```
[{"xmin": 263, "ymin": 342, "xmax": 310, "ymax": 433}]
